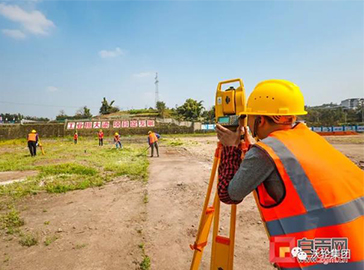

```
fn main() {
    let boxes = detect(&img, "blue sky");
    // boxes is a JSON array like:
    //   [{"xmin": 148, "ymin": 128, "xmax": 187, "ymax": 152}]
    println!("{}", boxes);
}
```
[{"xmin": 0, "ymin": 0, "xmax": 363, "ymax": 119}]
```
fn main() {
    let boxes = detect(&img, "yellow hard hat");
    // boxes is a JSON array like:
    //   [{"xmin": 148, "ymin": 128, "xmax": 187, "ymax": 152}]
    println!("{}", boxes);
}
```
[
  {"xmin": 31, "ymin": 130, "xmax": 36, "ymax": 133},
  {"xmin": 99, "ymin": 129, "xmax": 102, "ymax": 132},
  {"xmin": 241, "ymin": 80, "xmax": 307, "ymax": 116},
  {"xmin": 115, "ymin": 132, "xmax": 119, "ymax": 135}
]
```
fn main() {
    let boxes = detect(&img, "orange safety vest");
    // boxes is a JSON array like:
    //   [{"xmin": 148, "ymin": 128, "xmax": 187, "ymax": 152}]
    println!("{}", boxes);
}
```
[
  {"xmin": 98, "ymin": 132, "xmax": 104, "ymax": 139},
  {"xmin": 27, "ymin": 133, "xmax": 37, "ymax": 142},
  {"xmin": 114, "ymin": 135, "xmax": 120, "ymax": 142},
  {"xmin": 74, "ymin": 134, "xmax": 78, "ymax": 139},
  {"xmin": 254, "ymin": 123, "xmax": 364, "ymax": 269},
  {"xmin": 148, "ymin": 133, "xmax": 158, "ymax": 144}
]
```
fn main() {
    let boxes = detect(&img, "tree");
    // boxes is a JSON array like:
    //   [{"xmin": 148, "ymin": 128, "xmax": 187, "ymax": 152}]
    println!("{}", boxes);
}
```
[
  {"xmin": 75, "ymin": 106, "xmax": 92, "ymax": 119},
  {"xmin": 176, "ymin": 99, "xmax": 205, "ymax": 121},
  {"xmin": 202, "ymin": 106, "xmax": 215, "ymax": 123},
  {"xmin": 99, "ymin": 97, "xmax": 119, "ymax": 115},
  {"xmin": 156, "ymin": 101, "xmax": 167, "ymax": 118}
]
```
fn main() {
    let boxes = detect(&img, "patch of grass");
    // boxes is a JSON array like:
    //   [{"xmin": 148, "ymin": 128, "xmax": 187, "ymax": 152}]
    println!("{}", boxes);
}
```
[
  {"xmin": 0, "ymin": 138, "xmax": 27, "ymax": 146},
  {"xmin": 0, "ymin": 209, "xmax": 24, "ymax": 234},
  {"xmin": 104, "ymin": 154, "xmax": 149, "ymax": 181},
  {"xmin": 45, "ymin": 175, "xmax": 104, "ymax": 193},
  {"xmin": 0, "ymin": 139, "xmax": 149, "ymax": 203},
  {"xmin": 0, "ymin": 178, "xmax": 42, "ymax": 198},
  {"xmin": 138, "ymin": 242, "xmax": 151, "ymax": 270},
  {"xmin": 44, "ymin": 221, "xmax": 50, "ymax": 225},
  {"xmin": 143, "ymin": 193, "xmax": 148, "ymax": 204},
  {"xmin": 19, "ymin": 232, "xmax": 38, "ymax": 247},
  {"xmin": 165, "ymin": 139, "xmax": 184, "ymax": 147},
  {"xmin": 39, "ymin": 163, "xmax": 97, "ymax": 177},
  {"xmin": 75, "ymin": 243, "xmax": 87, "ymax": 249},
  {"xmin": 44, "ymin": 235, "xmax": 58, "ymax": 246},
  {"xmin": 3, "ymin": 254, "xmax": 10, "ymax": 263}
]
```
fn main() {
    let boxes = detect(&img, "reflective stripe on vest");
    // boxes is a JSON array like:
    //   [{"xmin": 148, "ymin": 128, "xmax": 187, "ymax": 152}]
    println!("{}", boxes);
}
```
[
  {"xmin": 28, "ymin": 133, "xmax": 37, "ymax": 142},
  {"xmin": 266, "ymin": 196, "xmax": 364, "ymax": 236},
  {"xmin": 262, "ymin": 137, "xmax": 323, "ymax": 212}
]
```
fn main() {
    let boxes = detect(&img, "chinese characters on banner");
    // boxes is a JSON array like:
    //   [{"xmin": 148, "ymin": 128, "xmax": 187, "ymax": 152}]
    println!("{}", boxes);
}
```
[
  {"xmin": 66, "ymin": 120, "xmax": 155, "ymax": 129},
  {"xmin": 76, "ymin": 122, "xmax": 84, "ymax": 129},
  {"xmin": 67, "ymin": 122, "xmax": 75, "ymax": 129},
  {"xmin": 122, "ymin": 121, "xmax": 129, "ymax": 128},
  {"xmin": 130, "ymin": 120, "xmax": 138, "ymax": 127},
  {"xmin": 102, "ymin": 122, "xmax": 110, "ymax": 129},
  {"xmin": 138, "ymin": 120, "xmax": 146, "ymax": 127},
  {"xmin": 113, "ymin": 121, "xmax": 121, "ymax": 128},
  {"xmin": 93, "ymin": 122, "xmax": 101, "ymax": 129},
  {"xmin": 84, "ymin": 122, "xmax": 92, "ymax": 129},
  {"xmin": 147, "ymin": 120, "xmax": 155, "ymax": 127}
]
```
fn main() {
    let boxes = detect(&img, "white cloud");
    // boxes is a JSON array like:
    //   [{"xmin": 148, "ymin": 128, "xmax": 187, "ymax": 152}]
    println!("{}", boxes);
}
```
[
  {"xmin": 133, "ymin": 72, "xmax": 154, "ymax": 78},
  {"xmin": 1, "ymin": 29, "xmax": 26, "ymax": 39},
  {"xmin": 46, "ymin": 86, "xmax": 58, "ymax": 92},
  {"xmin": 98, "ymin": 47, "xmax": 124, "ymax": 58},
  {"xmin": 0, "ymin": 3, "xmax": 55, "ymax": 36}
]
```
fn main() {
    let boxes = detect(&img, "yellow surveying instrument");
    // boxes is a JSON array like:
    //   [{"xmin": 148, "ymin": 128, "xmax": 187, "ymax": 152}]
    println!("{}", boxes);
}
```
[
  {"xmin": 215, "ymin": 79, "xmax": 246, "ymax": 130},
  {"xmin": 190, "ymin": 79, "xmax": 247, "ymax": 270}
]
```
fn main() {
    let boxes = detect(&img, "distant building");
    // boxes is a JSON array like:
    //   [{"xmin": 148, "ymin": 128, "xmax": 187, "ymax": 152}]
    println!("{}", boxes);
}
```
[{"xmin": 340, "ymin": 98, "xmax": 363, "ymax": 110}]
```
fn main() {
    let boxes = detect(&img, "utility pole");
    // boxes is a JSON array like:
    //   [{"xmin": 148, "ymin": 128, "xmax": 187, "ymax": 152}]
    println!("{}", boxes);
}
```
[{"xmin": 155, "ymin": 72, "xmax": 159, "ymax": 108}]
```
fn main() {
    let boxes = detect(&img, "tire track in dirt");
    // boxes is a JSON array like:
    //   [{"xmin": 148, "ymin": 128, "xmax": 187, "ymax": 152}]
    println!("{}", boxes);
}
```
[{"xmin": 145, "ymin": 146, "xmax": 273, "ymax": 270}]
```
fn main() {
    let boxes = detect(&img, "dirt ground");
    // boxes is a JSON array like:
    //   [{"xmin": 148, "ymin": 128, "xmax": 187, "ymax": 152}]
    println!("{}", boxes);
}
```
[{"xmin": 0, "ymin": 134, "xmax": 363, "ymax": 270}]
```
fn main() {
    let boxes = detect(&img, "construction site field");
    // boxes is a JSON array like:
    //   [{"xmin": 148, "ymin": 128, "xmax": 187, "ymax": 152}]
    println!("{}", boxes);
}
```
[{"xmin": 0, "ymin": 134, "xmax": 363, "ymax": 270}]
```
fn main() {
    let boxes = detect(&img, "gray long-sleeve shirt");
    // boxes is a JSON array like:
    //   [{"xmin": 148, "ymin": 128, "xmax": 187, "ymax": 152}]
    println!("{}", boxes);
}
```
[{"xmin": 218, "ymin": 146, "xmax": 285, "ymax": 204}]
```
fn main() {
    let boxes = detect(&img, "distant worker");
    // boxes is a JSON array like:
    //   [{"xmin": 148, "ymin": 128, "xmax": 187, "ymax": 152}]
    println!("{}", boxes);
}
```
[
  {"xmin": 27, "ymin": 129, "xmax": 38, "ymax": 157},
  {"xmin": 74, "ymin": 132, "xmax": 78, "ymax": 144},
  {"xmin": 114, "ymin": 132, "xmax": 122, "ymax": 149},
  {"xmin": 148, "ymin": 131, "xmax": 160, "ymax": 157},
  {"xmin": 216, "ymin": 80, "xmax": 364, "ymax": 269},
  {"xmin": 98, "ymin": 129, "xmax": 104, "ymax": 146}
]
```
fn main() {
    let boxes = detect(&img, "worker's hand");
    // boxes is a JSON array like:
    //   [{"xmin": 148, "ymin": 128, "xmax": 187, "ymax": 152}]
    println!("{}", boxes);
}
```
[
  {"xmin": 242, "ymin": 126, "xmax": 256, "ymax": 146},
  {"xmin": 216, "ymin": 124, "xmax": 242, "ymax": 147}
]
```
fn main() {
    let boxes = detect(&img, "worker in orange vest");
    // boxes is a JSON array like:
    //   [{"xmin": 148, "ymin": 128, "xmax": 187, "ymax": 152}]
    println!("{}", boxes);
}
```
[
  {"xmin": 98, "ymin": 129, "xmax": 104, "ymax": 146},
  {"xmin": 148, "ymin": 131, "xmax": 160, "ymax": 157},
  {"xmin": 74, "ymin": 132, "xmax": 78, "ymax": 144},
  {"xmin": 27, "ymin": 129, "xmax": 38, "ymax": 157},
  {"xmin": 216, "ymin": 80, "xmax": 364, "ymax": 269}
]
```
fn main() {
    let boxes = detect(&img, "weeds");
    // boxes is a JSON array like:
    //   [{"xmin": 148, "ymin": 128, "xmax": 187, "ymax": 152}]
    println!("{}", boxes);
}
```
[
  {"xmin": 75, "ymin": 243, "xmax": 87, "ymax": 249},
  {"xmin": 19, "ymin": 232, "xmax": 38, "ymax": 247},
  {"xmin": 143, "ymin": 193, "xmax": 149, "ymax": 204},
  {"xmin": 0, "ymin": 209, "xmax": 24, "ymax": 235},
  {"xmin": 138, "ymin": 242, "xmax": 151, "ymax": 270},
  {"xmin": 44, "ymin": 235, "xmax": 58, "ymax": 246}
]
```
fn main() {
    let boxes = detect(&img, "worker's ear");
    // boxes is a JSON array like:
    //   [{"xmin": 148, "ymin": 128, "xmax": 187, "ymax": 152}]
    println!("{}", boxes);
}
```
[{"xmin": 257, "ymin": 116, "xmax": 265, "ymax": 127}]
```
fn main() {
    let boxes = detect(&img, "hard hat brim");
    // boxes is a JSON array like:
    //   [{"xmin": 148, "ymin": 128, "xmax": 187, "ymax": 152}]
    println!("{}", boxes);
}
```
[{"xmin": 238, "ymin": 111, "xmax": 308, "ymax": 116}]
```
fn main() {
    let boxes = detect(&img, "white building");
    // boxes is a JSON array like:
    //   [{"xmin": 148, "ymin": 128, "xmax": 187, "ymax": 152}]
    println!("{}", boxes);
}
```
[{"xmin": 340, "ymin": 98, "xmax": 363, "ymax": 110}]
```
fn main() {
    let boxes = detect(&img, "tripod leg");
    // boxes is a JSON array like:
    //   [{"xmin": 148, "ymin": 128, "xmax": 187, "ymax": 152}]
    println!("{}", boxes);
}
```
[{"xmin": 190, "ymin": 144, "xmax": 222, "ymax": 270}]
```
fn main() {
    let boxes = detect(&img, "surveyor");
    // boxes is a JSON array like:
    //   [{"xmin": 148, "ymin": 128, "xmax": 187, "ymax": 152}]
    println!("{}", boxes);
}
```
[
  {"xmin": 216, "ymin": 79, "xmax": 364, "ymax": 269},
  {"xmin": 148, "ymin": 131, "xmax": 160, "ymax": 157},
  {"xmin": 27, "ymin": 129, "xmax": 38, "ymax": 157},
  {"xmin": 74, "ymin": 132, "xmax": 78, "ymax": 144},
  {"xmin": 114, "ymin": 132, "xmax": 122, "ymax": 149},
  {"xmin": 98, "ymin": 129, "xmax": 104, "ymax": 146}
]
